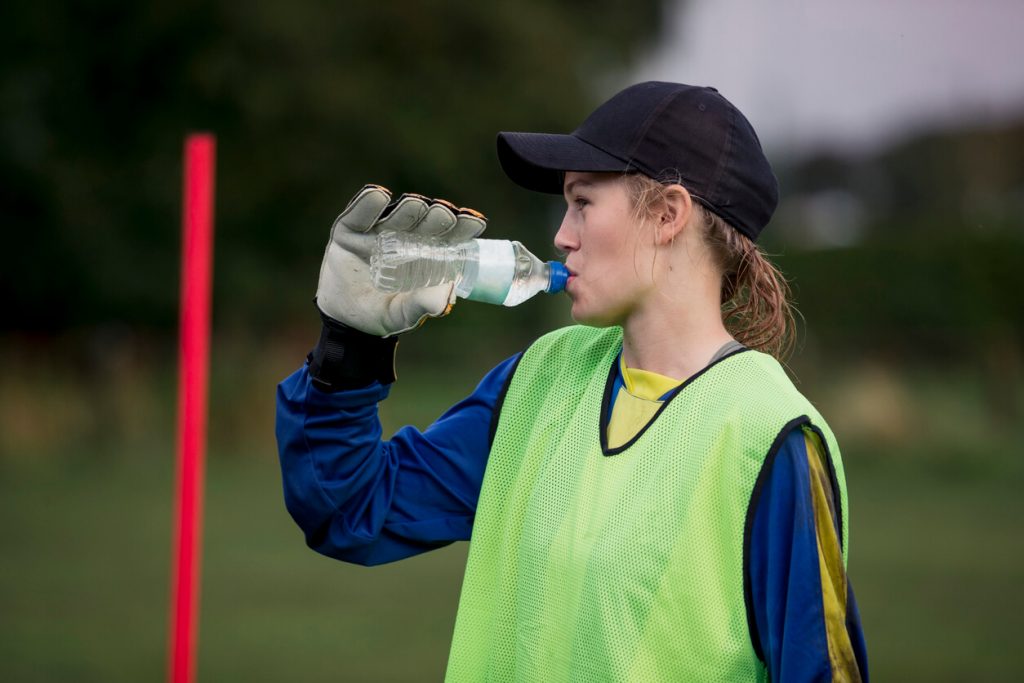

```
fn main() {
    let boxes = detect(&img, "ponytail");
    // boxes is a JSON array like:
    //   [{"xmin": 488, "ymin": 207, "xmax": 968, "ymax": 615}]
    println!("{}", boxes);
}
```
[{"xmin": 700, "ymin": 207, "xmax": 796, "ymax": 361}]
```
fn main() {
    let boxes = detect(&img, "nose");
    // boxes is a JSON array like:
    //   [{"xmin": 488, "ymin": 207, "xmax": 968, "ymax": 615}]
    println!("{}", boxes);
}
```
[{"xmin": 553, "ymin": 211, "xmax": 578, "ymax": 254}]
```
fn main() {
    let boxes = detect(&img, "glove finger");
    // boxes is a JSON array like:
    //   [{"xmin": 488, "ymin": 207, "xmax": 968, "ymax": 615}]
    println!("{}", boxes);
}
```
[
  {"xmin": 413, "ymin": 200, "xmax": 458, "ymax": 237},
  {"xmin": 446, "ymin": 206, "xmax": 487, "ymax": 241},
  {"xmin": 335, "ymin": 184, "xmax": 392, "ymax": 234},
  {"xmin": 373, "ymin": 194, "xmax": 431, "ymax": 234}
]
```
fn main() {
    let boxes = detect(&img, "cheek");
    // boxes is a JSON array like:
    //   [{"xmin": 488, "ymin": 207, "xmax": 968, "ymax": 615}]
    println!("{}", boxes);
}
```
[{"xmin": 590, "ymin": 226, "xmax": 630, "ymax": 263}]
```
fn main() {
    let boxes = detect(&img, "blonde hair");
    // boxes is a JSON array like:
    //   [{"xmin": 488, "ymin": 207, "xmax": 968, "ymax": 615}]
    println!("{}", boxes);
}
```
[{"xmin": 622, "ymin": 173, "xmax": 796, "ymax": 361}]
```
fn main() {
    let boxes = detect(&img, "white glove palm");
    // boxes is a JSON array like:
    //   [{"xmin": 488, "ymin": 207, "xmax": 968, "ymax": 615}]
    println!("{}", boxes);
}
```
[{"xmin": 316, "ymin": 185, "xmax": 487, "ymax": 337}]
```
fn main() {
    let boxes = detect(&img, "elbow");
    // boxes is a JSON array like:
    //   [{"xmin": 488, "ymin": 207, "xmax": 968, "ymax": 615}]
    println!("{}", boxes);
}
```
[
  {"xmin": 303, "ymin": 519, "xmax": 393, "ymax": 567},
  {"xmin": 303, "ymin": 517, "xmax": 452, "ymax": 567},
  {"xmin": 278, "ymin": 456, "xmax": 395, "ymax": 566},
  {"xmin": 279, "ymin": 493, "xmax": 376, "ymax": 563}
]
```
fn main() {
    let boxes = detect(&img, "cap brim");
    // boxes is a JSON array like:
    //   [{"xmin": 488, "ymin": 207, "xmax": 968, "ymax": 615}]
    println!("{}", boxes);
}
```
[{"xmin": 497, "ymin": 132, "xmax": 630, "ymax": 194}]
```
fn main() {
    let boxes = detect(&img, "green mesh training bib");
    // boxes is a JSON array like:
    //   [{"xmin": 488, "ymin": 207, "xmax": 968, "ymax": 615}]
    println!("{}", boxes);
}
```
[{"xmin": 446, "ymin": 326, "xmax": 848, "ymax": 682}]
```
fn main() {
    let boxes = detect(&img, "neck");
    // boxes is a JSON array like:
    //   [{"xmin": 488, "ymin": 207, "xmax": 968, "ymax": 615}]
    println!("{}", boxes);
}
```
[{"xmin": 620, "ymin": 278, "xmax": 734, "ymax": 382}]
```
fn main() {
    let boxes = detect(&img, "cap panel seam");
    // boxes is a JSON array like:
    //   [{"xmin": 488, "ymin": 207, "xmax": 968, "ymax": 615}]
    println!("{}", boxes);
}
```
[
  {"xmin": 705, "ymin": 104, "xmax": 736, "ymax": 207},
  {"xmin": 624, "ymin": 90, "xmax": 683, "ymax": 169}
]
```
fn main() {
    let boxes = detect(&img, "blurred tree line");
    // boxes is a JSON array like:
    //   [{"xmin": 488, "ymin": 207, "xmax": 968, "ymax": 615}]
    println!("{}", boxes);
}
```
[
  {"xmin": 1, "ymin": 0, "xmax": 664, "ymax": 334},
  {"xmin": 770, "ymin": 120, "xmax": 1024, "ymax": 361}
]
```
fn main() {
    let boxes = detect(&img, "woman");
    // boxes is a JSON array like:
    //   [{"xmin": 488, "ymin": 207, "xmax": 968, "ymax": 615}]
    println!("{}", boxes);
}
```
[{"xmin": 277, "ymin": 81, "xmax": 868, "ymax": 681}]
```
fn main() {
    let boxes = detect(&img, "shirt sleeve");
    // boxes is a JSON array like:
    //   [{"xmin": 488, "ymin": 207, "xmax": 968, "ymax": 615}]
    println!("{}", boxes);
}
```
[
  {"xmin": 749, "ymin": 426, "xmax": 870, "ymax": 682},
  {"xmin": 275, "ymin": 353, "xmax": 521, "ymax": 566}
]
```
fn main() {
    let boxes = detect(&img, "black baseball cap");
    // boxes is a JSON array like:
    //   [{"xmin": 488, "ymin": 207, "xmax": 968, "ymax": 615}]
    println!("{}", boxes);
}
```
[{"xmin": 496, "ymin": 81, "xmax": 778, "ymax": 241}]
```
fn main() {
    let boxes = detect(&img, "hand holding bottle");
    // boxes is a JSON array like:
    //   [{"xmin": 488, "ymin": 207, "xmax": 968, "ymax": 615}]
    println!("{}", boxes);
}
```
[{"xmin": 315, "ymin": 185, "xmax": 487, "ymax": 337}]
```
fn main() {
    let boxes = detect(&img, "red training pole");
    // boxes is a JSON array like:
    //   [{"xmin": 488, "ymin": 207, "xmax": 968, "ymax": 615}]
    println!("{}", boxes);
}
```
[{"xmin": 168, "ymin": 133, "xmax": 216, "ymax": 683}]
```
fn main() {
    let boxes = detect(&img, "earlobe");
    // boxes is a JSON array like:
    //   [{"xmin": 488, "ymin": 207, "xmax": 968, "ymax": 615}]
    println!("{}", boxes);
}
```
[
  {"xmin": 655, "ymin": 218, "xmax": 677, "ymax": 246},
  {"xmin": 655, "ymin": 184, "xmax": 692, "ymax": 246}
]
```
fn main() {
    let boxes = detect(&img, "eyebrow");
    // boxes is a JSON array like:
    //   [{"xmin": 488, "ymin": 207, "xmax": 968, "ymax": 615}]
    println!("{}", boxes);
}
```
[{"xmin": 563, "ymin": 179, "xmax": 594, "ymax": 196}]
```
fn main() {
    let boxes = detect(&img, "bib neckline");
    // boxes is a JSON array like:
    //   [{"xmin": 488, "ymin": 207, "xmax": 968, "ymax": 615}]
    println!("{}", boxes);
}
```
[{"xmin": 599, "ymin": 345, "xmax": 751, "ymax": 456}]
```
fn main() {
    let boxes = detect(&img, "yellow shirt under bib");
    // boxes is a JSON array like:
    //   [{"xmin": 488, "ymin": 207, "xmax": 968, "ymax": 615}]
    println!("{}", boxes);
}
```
[{"xmin": 606, "ymin": 356, "xmax": 683, "ymax": 449}]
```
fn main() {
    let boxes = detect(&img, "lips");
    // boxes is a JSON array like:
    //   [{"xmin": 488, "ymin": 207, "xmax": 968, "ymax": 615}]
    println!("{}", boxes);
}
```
[{"xmin": 564, "ymin": 266, "xmax": 578, "ymax": 294}]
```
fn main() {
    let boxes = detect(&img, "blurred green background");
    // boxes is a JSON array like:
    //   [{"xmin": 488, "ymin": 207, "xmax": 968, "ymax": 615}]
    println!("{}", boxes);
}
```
[{"xmin": 2, "ymin": 0, "xmax": 1022, "ymax": 680}]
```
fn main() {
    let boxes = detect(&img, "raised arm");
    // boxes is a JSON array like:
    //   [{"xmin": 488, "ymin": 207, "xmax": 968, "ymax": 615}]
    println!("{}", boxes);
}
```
[{"xmin": 276, "ymin": 353, "xmax": 519, "ymax": 566}]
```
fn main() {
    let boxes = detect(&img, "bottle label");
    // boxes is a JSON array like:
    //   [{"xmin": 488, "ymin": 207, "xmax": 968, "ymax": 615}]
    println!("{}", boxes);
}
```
[{"xmin": 467, "ymin": 239, "xmax": 515, "ymax": 305}]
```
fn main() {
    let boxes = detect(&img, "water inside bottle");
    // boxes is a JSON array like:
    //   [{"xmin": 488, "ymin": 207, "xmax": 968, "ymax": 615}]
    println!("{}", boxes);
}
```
[{"xmin": 370, "ymin": 232, "xmax": 472, "ymax": 293}]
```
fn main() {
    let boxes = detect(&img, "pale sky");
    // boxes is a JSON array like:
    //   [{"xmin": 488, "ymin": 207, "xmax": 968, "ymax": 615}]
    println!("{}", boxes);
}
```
[{"xmin": 633, "ymin": 0, "xmax": 1024, "ymax": 159}]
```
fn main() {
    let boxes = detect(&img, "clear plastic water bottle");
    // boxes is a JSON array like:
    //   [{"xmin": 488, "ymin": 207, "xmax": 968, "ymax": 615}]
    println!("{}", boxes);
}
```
[{"xmin": 370, "ymin": 231, "xmax": 569, "ymax": 306}]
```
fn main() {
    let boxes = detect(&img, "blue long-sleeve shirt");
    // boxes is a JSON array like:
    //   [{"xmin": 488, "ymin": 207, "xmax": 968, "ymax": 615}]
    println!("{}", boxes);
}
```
[{"xmin": 276, "ymin": 353, "xmax": 868, "ymax": 681}]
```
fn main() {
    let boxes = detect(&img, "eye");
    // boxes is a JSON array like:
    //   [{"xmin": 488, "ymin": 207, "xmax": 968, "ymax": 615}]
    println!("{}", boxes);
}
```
[{"xmin": 573, "ymin": 196, "xmax": 590, "ymax": 210}]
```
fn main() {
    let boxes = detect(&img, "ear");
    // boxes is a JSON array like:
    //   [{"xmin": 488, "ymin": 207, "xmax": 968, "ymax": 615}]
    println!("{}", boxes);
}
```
[{"xmin": 653, "ymin": 184, "xmax": 693, "ymax": 246}]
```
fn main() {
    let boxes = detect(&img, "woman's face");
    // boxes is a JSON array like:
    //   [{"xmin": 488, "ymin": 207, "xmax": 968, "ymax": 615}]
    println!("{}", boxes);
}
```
[{"xmin": 554, "ymin": 171, "xmax": 656, "ymax": 326}]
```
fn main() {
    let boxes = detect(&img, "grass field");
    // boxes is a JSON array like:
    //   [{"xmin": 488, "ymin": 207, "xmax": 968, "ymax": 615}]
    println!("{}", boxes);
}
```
[{"xmin": 1, "ymin": 345, "xmax": 1022, "ymax": 681}]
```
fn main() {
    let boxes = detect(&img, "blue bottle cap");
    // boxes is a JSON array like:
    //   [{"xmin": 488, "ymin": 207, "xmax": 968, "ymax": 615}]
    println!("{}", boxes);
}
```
[{"xmin": 546, "ymin": 261, "xmax": 569, "ymax": 294}]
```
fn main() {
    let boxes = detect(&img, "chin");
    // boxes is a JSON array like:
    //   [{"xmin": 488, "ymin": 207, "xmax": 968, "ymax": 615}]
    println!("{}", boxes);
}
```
[{"xmin": 570, "ymin": 302, "xmax": 622, "ymax": 328}]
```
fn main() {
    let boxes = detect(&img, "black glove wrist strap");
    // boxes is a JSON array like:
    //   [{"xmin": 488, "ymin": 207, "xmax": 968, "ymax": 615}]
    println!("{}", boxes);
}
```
[{"xmin": 307, "ymin": 305, "xmax": 398, "ymax": 392}]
